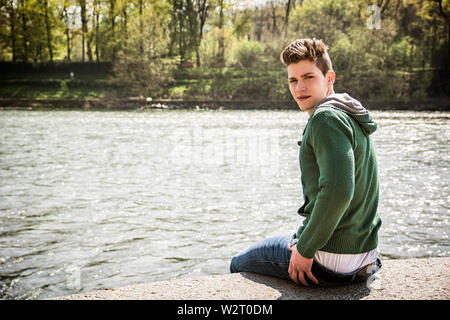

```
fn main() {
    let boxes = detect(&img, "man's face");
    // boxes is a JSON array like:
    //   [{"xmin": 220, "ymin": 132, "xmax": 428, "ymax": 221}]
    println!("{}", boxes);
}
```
[{"xmin": 287, "ymin": 60, "xmax": 334, "ymax": 115}]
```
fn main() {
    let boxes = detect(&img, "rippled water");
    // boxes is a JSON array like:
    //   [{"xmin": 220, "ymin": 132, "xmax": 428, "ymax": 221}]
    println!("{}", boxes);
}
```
[{"xmin": 0, "ymin": 109, "xmax": 449, "ymax": 299}]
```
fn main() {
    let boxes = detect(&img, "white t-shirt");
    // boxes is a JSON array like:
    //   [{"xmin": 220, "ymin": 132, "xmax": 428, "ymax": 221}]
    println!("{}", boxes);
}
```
[{"xmin": 314, "ymin": 248, "xmax": 379, "ymax": 273}]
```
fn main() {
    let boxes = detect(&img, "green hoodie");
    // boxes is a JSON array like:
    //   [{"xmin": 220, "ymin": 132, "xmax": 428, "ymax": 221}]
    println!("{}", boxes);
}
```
[{"xmin": 296, "ymin": 93, "xmax": 382, "ymax": 259}]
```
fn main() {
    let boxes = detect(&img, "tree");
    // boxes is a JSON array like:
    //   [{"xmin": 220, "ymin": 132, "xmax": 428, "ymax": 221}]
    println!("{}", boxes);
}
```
[
  {"xmin": 169, "ymin": 0, "xmax": 199, "ymax": 66},
  {"xmin": 4, "ymin": 0, "xmax": 18, "ymax": 61},
  {"xmin": 18, "ymin": 0, "xmax": 29, "ymax": 62},
  {"xmin": 137, "ymin": 0, "xmax": 143, "ymax": 58},
  {"xmin": 425, "ymin": 0, "xmax": 450, "ymax": 96},
  {"xmin": 78, "ymin": 0, "xmax": 87, "ymax": 61},
  {"xmin": 269, "ymin": 0, "xmax": 279, "ymax": 37},
  {"xmin": 93, "ymin": 0, "xmax": 100, "ymax": 61},
  {"xmin": 41, "ymin": 0, "xmax": 54, "ymax": 61},
  {"xmin": 108, "ymin": 0, "xmax": 118, "ymax": 62},
  {"xmin": 208, "ymin": 0, "xmax": 232, "ymax": 67},
  {"xmin": 284, "ymin": 0, "xmax": 292, "ymax": 37},
  {"xmin": 290, "ymin": 0, "xmax": 356, "ymax": 44},
  {"xmin": 232, "ymin": 8, "xmax": 253, "ymax": 40},
  {"xmin": 59, "ymin": 0, "xmax": 75, "ymax": 61},
  {"xmin": 114, "ymin": 0, "xmax": 174, "ymax": 97},
  {"xmin": 194, "ymin": 0, "xmax": 210, "ymax": 67}
]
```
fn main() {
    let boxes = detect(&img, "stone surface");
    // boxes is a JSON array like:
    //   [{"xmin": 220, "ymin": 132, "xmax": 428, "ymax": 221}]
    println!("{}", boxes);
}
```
[{"xmin": 51, "ymin": 257, "xmax": 449, "ymax": 300}]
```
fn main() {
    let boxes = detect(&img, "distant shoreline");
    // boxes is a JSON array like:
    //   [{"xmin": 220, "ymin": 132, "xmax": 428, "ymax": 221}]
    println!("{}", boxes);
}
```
[{"xmin": 0, "ymin": 97, "xmax": 449, "ymax": 111}]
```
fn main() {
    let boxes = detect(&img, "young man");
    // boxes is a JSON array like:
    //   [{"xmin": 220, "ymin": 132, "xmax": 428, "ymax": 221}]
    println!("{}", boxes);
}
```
[{"xmin": 230, "ymin": 38, "xmax": 382, "ymax": 287}]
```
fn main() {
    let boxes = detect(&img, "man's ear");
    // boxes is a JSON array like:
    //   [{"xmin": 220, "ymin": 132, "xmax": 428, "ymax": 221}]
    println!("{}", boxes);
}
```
[{"xmin": 327, "ymin": 71, "xmax": 336, "ymax": 84}]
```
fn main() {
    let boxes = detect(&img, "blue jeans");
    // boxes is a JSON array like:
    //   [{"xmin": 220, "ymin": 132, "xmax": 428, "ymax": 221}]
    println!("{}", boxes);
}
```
[
  {"xmin": 230, "ymin": 234, "xmax": 382, "ymax": 287},
  {"xmin": 230, "ymin": 234, "xmax": 293, "ymax": 280}
]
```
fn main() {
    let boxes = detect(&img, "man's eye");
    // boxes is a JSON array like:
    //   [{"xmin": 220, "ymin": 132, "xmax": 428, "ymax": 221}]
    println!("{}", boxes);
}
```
[{"xmin": 289, "ymin": 79, "xmax": 297, "ymax": 83}]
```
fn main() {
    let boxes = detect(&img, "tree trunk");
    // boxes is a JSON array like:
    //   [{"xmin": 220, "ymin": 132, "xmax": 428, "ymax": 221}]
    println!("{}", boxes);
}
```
[
  {"xmin": 271, "ymin": 3, "xmax": 278, "ymax": 36},
  {"xmin": 61, "ymin": 2, "xmax": 71, "ymax": 61},
  {"xmin": 110, "ymin": 0, "xmax": 116, "ymax": 62},
  {"xmin": 79, "ymin": 0, "xmax": 87, "ymax": 62},
  {"xmin": 285, "ymin": 0, "xmax": 291, "ymax": 37},
  {"xmin": 432, "ymin": 17, "xmax": 436, "ymax": 63},
  {"xmin": 139, "ymin": 0, "xmax": 144, "ymax": 60},
  {"xmin": 7, "ymin": 0, "xmax": 17, "ymax": 61},
  {"xmin": 448, "ymin": 22, "xmax": 450, "ymax": 58},
  {"xmin": 122, "ymin": 4, "xmax": 128, "ymax": 45},
  {"xmin": 179, "ymin": 0, "xmax": 184, "ymax": 66},
  {"xmin": 196, "ymin": 48, "xmax": 200, "ymax": 68},
  {"xmin": 19, "ymin": 0, "xmax": 29, "ymax": 62},
  {"xmin": 87, "ymin": 33, "xmax": 93, "ymax": 62},
  {"xmin": 44, "ymin": 0, "xmax": 53, "ymax": 61},
  {"xmin": 218, "ymin": 0, "xmax": 224, "ymax": 67},
  {"xmin": 379, "ymin": 0, "xmax": 390, "ymax": 14},
  {"xmin": 195, "ymin": 0, "xmax": 210, "ymax": 67},
  {"xmin": 35, "ymin": 43, "xmax": 42, "ymax": 63},
  {"xmin": 66, "ymin": 25, "xmax": 71, "ymax": 61},
  {"xmin": 94, "ymin": 0, "xmax": 100, "ymax": 61},
  {"xmin": 255, "ymin": 7, "xmax": 263, "ymax": 41}
]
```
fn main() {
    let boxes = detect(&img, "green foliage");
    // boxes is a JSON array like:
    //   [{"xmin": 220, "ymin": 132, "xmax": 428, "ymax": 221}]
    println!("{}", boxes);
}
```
[
  {"xmin": 232, "ymin": 40, "xmax": 263, "ymax": 69},
  {"xmin": 168, "ymin": 0, "xmax": 200, "ymax": 65},
  {"xmin": 290, "ymin": 0, "xmax": 357, "ymax": 44},
  {"xmin": 113, "ymin": 1, "xmax": 174, "ymax": 97},
  {"xmin": 232, "ymin": 8, "xmax": 253, "ymax": 40}
]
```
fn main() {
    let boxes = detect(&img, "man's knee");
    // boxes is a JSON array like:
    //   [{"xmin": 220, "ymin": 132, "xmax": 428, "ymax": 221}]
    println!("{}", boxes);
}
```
[{"xmin": 229, "ymin": 255, "xmax": 240, "ymax": 273}]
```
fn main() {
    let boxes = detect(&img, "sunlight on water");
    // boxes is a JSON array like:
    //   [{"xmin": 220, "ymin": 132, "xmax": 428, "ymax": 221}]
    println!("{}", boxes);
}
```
[{"xmin": 0, "ymin": 109, "xmax": 449, "ymax": 299}]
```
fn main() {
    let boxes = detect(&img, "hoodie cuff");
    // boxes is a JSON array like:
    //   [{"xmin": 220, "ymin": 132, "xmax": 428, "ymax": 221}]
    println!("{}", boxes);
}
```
[{"xmin": 296, "ymin": 242, "xmax": 316, "ymax": 259}]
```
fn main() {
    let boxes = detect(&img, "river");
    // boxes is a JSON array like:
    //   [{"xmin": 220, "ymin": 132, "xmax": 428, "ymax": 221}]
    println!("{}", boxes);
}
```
[{"xmin": 0, "ymin": 109, "xmax": 449, "ymax": 299}]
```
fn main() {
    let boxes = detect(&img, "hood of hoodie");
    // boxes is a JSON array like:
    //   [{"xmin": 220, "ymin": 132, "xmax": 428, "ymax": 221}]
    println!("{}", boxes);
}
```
[{"xmin": 315, "ymin": 93, "xmax": 377, "ymax": 136}]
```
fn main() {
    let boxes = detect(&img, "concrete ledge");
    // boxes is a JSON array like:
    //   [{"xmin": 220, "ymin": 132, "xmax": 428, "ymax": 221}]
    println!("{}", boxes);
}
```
[{"xmin": 51, "ymin": 257, "xmax": 449, "ymax": 300}]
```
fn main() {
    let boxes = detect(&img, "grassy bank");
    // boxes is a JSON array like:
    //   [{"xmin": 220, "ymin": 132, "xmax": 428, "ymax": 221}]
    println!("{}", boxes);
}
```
[
  {"xmin": 0, "ymin": 62, "xmax": 288, "ymax": 101},
  {"xmin": 0, "ymin": 62, "xmax": 121, "ymax": 100},
  {"xmin": 1, "ymin": 62, "xmax": 449, "ymax": 110}
]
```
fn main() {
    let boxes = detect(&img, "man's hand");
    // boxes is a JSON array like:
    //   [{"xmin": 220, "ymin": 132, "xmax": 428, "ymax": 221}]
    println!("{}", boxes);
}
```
[{"xmin": 288, "ymin": 244, "xmax": 319, "ymax": 286}]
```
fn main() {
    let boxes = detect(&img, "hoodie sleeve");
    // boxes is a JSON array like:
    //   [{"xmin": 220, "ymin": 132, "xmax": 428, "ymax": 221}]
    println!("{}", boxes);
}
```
[{"xmin": 296, "ymin": 110, "xmax": 355, "ymax": 259}]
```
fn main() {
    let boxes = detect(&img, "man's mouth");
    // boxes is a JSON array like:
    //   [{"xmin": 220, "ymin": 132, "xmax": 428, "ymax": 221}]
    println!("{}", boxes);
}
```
[{"xmin": 297, "ymin": 95, "xmax": 311, "ymax": 101}]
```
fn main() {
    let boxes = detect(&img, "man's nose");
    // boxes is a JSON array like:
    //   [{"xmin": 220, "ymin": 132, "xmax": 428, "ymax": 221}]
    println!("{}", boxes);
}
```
[{"xmin": 295, "ymin": 80, "xmax": 306, "ymax": 91}]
